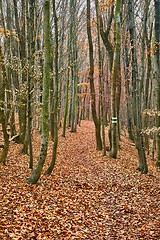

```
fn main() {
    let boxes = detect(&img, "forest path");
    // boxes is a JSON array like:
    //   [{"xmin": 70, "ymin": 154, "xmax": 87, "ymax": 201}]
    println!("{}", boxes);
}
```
[{"xmin": 0, "ymin": 120, "xmax": 160, "ymax": 239}]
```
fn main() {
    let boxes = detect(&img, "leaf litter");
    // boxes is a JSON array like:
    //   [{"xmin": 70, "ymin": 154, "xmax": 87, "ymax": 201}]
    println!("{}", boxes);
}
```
[{"xmin": 0, "ymin": 120, "xmax": 159, "ymax": 239}]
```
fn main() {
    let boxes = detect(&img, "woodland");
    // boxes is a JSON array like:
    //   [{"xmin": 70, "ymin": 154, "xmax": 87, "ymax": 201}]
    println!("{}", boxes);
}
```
[{"xmin": 0, "ymin": 0, "xmax": 160, "ymax": 239}]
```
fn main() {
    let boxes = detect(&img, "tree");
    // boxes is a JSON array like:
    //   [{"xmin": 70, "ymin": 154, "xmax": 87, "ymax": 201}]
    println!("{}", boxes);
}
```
[
  {"xmin": 70, "ymin": 0, "xmax": 79, "ymax": 133},
  {"xmin": 23, "ymin": 0, "xmax": 35, "ymax": 168},
  {"xmin": 98, "ymin": 1, "xmax": 121, "ymax": 157},
  {"xmin": 95, "ymin": 0, "xmax": 106, "ymax": 156},
  {"xmin": 87, "ymin": 0, "xmax": 102, "ymax": 150},
  {"xmin": 62, "ymin": 29, "xmax": 71, "ymax": 137},
  {"xmin": 0, "ymin": 44, "xmax": 9, "ymax": 165},
  {"xmin": 13, "ymin": 0, "xmax": 27, "ymax": 144},
  {"xmin": 154, "ymin": 0, "xmax": 160, "ymax": 167},
  {"xmin": 128, "ymin": 0, "xmax": 148, "ymax": 173},
  {"xmin": 110, "ymin": 0, "xmax": 121, "ymax": 158},
  {"xmin": 45, "ymin": 0, "xmax": 59, "ymax": 174},
  {"xmin": 28, "ymin": 0, "xmax": 51, "ymax": 184}
]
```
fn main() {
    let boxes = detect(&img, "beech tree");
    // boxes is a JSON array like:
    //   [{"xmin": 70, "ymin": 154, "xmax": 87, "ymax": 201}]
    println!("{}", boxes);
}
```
[
  {"xmin": 154, "ymin": 0, "xmax": 160, "ymax": 167},
  {"xmin": 28, "ymin": 0, "xmax": 51, "ymax": 184},
  {"xmin": 95, "ymin": 0, "xmax": 106, "ymax": 155},
  {"xmin": 110, "ymin": 0, "xmax": 121, "ymax": 158},
  {"xmin": 128, "ymin": 0, "xmax": 148, "ymax": 173},
  {"xmin": 62, "ymin": 27, "xmax": 71, "ymax": 137},
  {"xmin": 13, "ymin": 0, "xmax": 27, "ymax": 144},
  {"xmin": 45, "ymin": 0, "xmax": 59, "ymax": 175},
  {"xmin": 24, "ymin": 0, "xmax": 36, "ymax": 168},
  {"xmin": 0, "ymin": 44, "xmax": 9, "ymax": 165},
  {"xmin": 87, "ymin": 0, "xmax": 102, "ymax": 150}
]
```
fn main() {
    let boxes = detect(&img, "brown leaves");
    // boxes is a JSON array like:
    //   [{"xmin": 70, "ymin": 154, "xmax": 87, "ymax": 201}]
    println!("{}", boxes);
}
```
[{"xmin": 0, "ymin": 121, "xmax": 160, "ymax": 239}]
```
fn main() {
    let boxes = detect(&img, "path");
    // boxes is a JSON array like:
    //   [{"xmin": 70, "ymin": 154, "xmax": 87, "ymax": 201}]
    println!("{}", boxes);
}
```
[{"xmin": 0, "ymin": 120, "xmax": 160, "ymax": 239}]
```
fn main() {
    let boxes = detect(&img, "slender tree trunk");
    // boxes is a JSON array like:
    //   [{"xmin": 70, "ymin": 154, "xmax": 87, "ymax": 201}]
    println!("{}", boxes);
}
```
[
  {"xmin": 45, "ymin": 0, "xmax": 59, "ymax": 174},
  {"xmin": 124, "ymin": 43, "xmax": 135, "ymax": 142},
  {"xmin": 110, "ymin": 0, "xmax": 121, "ymax": 158},
  {"xmin": 95, "ymin": 0, "xmax": 106, "ymax": 155},
  {"xmin": 99, "ymin": 6, "xmax": 114, "ymax": 73},
  {"xmin": 99, "ymin": 5, "xmax": 114, "ymax": 151},
  {"xmin": 62, "ymin": 33, "xmax": 71, "ymax": 137},
  {"xmin": 128, "ymin": 0, "xmax": 148, "ymax": 173},
  {"xmin": 13, "ymin": 0, "xmax": 27, "ymax": 143},
  {"xmin": 0, "ymin": 44, "xmax": 9, "ymax": 165},
  {"xmin": 87, "ymin": 0, "xmax": 102, "ymax": 150},
  {"xmin": 27, "ymin": 0, "xmax": 51, "ymax": 184},
  {"xmin": 142, "ymin": 0, "xmax": 150, "ymax": 154},
  {"xmin": 27, "ymin": 0, "xmax": 35, "ymax": 168},
  {"xmin": 70, "ymin": 0, "xmax": 78, "ymax": 133},
  {"xmin": 5, "ymin": 0, "xmax": 12, "ymax": 123},
  {"xmin": 5, "ymin": 0, "xmax": 17, "ymax": 138},
  {"xmin": 154, "ymin": 0, "xmax": 160, "ymax": 167}
]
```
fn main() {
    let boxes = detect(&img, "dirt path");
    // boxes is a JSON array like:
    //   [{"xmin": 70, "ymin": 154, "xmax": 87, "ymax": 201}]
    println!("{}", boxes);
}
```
[{"xmin": 0, "ymin": 120, "xmax": 160, "ymax": 239}]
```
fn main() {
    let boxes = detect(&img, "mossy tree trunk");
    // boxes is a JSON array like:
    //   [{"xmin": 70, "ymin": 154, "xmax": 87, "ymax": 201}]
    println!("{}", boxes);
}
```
[
  {"xmin": 27, "ymin": 0, "xmax": 35, "ymax": 168},
  {"xmin": 27, "ymin": 0, "xmax": 51, "ymax": 184},
  {"xmin": 155, "ymin": 0, "xmax": 160, "ymax": 167},
  {"xmin": 6, "ymin": 0, "xmax": 17, "ymax": 138},
  {"xmin": 0, "ymin": 44, "xmax": 9, "ymax": 165},
  {"xmin": 45, "ymin": 0, "xmax": 59, "ymax": 174},
  {"xmin": 13, "ymin": 0, "xmax": 27, "ymax": 143},
  {"xmin": 22, "ymin": 0, "xmax": 35, "ymax": 170}
]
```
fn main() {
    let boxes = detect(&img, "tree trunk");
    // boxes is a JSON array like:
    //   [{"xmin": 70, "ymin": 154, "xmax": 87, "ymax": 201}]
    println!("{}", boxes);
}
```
[
  {"xmin": 110, "ymin": 0, "xmax": 121, "ymax": 158},
  {"xmin": 0, "ymin": 44, "xmax": 9, "ymax": 165},
  {"xmin": 13, "ymin": 0, "xmax": 27, "ymax": 143},
  {"xmin": 27, "ymin": 0, "xmax": 51, "ymax": 184},
  {"xmin": 87, "ymin": 0, "xmax": 102, "ymax": 150},
  {"xmin": 62, "ymin": 32, "xmax": 71, "ymax": 137},
  {"xmin": 28, "ymin": 0, "xmax": 35, "ymax": 168},
  {"xmin": 45, "ymin": 0, "xmax": 59, "ymax": 174},
  {"xmin": 128, "ymin": 0, "xmax": 148, "ymax": 173},
  {"xmin": 154, "ymin": 0, "xmax": 160, "ymax": 167},
  {"xmin": 95, "ymin": 0, "xmax": 106, "ymax": 155},
  {"xmin": 70, "ymin": 0, "xmax": 78, "ymax": 133}
]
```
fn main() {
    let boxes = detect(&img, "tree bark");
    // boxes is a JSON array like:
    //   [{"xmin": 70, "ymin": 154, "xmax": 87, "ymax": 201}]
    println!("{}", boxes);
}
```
[
  {"xmin": 27, "ymin": 0, "xmax": 51, "ymax": 183},
  {"xmin": 62, "ymin": 31, "xmax": 71, "ymax": 137},
  {"xmin": 0, "ymin": 44, "xmax": 9, "ymax": 165},
  {"xmin": 87, "ymin": 0, "xmax": 102, "ymax": 150},
  {"xmin": 154, "ymin": 0, "xmax": 160, "ymax": 167},
  {"xmin": 70, "ymin": 0, "xmax": 78, "ymax": 133},
  {"xmin": 128, "ymin": 0, "xmax": 148, "ymax": 173},
  {"xmin": 110, "ymin": 0, "xmax": 121, "ymax": 158},
  {"xmin": 13, "ymin": 0, "xmax": 27, "ymax": 143},
  {"xmin": 45, "ymin": 0, "xmax": 59, "ymax": 174},
  {"xmin": 95, "ymin": 0, "xmax": 106, "ymax": 155}
]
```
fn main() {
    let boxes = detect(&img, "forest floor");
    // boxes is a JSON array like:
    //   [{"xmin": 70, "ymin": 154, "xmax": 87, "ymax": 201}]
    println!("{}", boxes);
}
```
[{"xmin": 0, "ymin": 120, "xmax": 160, "ymax": 240}]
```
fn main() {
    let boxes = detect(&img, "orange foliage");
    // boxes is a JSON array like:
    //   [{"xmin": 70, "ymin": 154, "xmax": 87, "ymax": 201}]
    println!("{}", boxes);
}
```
[{"xmin": 99, "ymin": 0, "xmax": 114, "ymax": 9}]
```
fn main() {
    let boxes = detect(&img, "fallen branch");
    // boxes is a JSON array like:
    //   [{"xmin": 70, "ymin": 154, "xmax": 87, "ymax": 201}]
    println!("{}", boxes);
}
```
[{"xmin": 9, "ymin": 134, "xmax": 20, "ymax": 142}]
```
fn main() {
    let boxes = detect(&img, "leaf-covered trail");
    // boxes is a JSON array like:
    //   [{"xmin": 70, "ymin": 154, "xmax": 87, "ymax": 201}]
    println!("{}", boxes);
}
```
[{"xmin": 0, "ymin": 120, "xmax": 160, "ymax": 239}]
